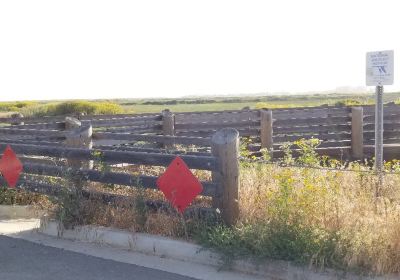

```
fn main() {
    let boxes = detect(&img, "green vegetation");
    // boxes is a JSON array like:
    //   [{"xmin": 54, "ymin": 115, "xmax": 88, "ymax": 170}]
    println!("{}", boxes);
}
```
[
  {"xmin": 0, "ymin": 185, "xmax": 46, "ymax": 205},
  {"xmin": 195, "ymin": 140, "xmax": 400, "ymax": 275},
  {"xmin": 1, "ymin": 100, "xmax": 124, "ymax": 117},
  {"xmin": 117, "ymin": 92, "xmax": 390, "ymax": 113},
  {"xmin": 2, "ymin": 91, "xmax": 400, "ymax": 116},
  {"xmin": 0, "ymin": 101, "xmax": 38, "ymax": 112},
  {"xmin": 21, "ymin": 101, "xmax": 124, "ymax": 117}
]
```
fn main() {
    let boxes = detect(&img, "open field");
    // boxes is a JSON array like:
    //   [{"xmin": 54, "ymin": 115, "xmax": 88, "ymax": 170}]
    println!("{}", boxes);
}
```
[
  {"xmin": 2, "ymin": 91, "xmax": 400, "ymax": 116},
  {"xmin": 95, "ymin": 92, "xmax": 400, "ymax": 113}
]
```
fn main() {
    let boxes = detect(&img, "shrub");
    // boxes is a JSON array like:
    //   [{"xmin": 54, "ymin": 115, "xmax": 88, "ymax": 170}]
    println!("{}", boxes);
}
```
[
  {"xmin": 0, "ymin": 101, "xmax": 38, "ymax": 112},
  {"xmin": 334, "ymin": 99, "xmax": 363, "ymax": 106},
  {"xmin": 255, "ymin": 102, "xmax": 270, "ymax": 109},
  {"xmin": 49, "ymin": 101, "xmax": 123, "ymax": 115},
  {"xmin": 20, "ymin": 101, "xmax": 124, "ymax": 117},
  {"xmin": 0, "ymin": 185, "xmax": 47, "ymax": 205}
]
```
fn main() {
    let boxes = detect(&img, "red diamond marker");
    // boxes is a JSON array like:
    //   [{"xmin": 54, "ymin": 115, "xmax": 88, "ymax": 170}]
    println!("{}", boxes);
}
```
[
  {"xmin": 157, "ymin": 156, "xmax": 203, "ymax": 213},
  {"xmin": 0, "ymin": 145, "xmax": 23, "ymax": 188}
]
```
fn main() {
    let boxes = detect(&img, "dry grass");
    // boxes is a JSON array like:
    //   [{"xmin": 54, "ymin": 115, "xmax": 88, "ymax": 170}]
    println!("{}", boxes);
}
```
[
  {"xmin": 51, "ymin": 150, "xmax": 400, "ymax": 275},
  {"xmin": 0, "ymin": 186, "xmax": 54, "ymax": 210},
  {"xmin": 60, "ymin": 189, "xmax": 206, "ymax": 238},
  {"xmin": 238, "ymin": 162, "xmax": 400, "ymax": 274}
]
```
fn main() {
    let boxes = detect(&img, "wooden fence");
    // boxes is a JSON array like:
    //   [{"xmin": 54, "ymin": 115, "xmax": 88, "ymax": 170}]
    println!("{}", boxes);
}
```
[
  {"xmin": 2, "ymin": 103, "xmax": 400, "ymax": 160},
  {"xmin": 3, "ymin": 104, "xmax": 400, "ymax": 225},
  {"xmin": 0, "ymin": 127, "xmax": 240, "ymax": 225}
]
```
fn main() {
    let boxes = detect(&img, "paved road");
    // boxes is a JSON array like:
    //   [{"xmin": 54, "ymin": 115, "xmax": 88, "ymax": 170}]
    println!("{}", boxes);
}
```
[{"xmin": 0, "ymin": 235, "xmax": 197, "ymax": 280}]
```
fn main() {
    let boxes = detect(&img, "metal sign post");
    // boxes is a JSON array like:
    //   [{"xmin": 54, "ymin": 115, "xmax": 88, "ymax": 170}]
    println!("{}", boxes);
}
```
[
  {"xmin": 366, "ymin": 50, "xmax": 394, "ymax": 175},
  {"xmin": 375, "ymin": 85, "xmax": 384, "ymax": 173}
]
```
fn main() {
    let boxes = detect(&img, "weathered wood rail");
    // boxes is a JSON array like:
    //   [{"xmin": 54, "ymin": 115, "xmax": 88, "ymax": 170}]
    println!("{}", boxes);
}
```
[
  {"xmin": 0, "ymin": 127, "xmax": 241, "ymax": 225},
  {"xmin": 3, "ymin": 103, "xmax": 400, "ymax": 160}
]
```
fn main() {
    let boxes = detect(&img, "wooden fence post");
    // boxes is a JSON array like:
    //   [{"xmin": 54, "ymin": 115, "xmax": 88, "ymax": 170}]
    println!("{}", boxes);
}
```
[
  {"xmin": 65, "ymin": 117, "xmax": 93, "ymax": 169},
  {"xmin": 211, "ymin": 128, "xmax": 240, "ymax": 226},
  {"xmin": 260, "ymin": 109, "xmax": 273, "ymax": 156},
  {"xmin": 11, "ymin": 113, "xmax": 24, "ymax": 125},
  {"xmin": 65, "ymin": 116, "xmax": 81, "ymax": 130},
  {"xmin": 351, "ymin": 107, "xmax": 364, "ymax": 160},
  {"xmin": 162, "ymin": 109, "xmax": 175, "ymax": 136},
  {"xmin": 162, "ymin": 109, "xmax": 175, "ymax": 148}
]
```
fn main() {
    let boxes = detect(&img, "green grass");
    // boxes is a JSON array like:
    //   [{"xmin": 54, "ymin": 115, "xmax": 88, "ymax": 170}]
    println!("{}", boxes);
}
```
[
  {"xmin": 118, "ymin": 92, "xmax": 397, "ymax": 113},
  {"xmin": 121, "ymin": 102, "xmax": 257, "ymax": 113},
  {"xmin": 2, "ymin": 91, "xmax": 400, "ymax": 116}
]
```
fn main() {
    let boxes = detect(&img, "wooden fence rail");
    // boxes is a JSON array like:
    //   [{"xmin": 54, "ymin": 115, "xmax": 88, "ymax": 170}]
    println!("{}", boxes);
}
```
[
  {"xmin": 0, "ymin": 142, "xmax": 217, "ymax": 171},
  {"xmin": 21, "ymin": 162, "xmax": 218, "ymax": 197},
  {"xmin": 1, "ymin": 127, "xmax": 241, "ymax": 225},
  {"xmin": 3, "ymin": 103, "xmax": 400, "ymax": 161}
]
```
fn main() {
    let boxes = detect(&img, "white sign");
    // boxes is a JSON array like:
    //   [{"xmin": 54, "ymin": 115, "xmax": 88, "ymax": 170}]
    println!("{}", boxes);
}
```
[{"xmin": 366, "ymin": 50, "xmax": 394, "ymax": 86}]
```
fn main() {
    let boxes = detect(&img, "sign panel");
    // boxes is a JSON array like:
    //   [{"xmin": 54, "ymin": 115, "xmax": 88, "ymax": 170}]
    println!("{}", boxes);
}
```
[
  {"xmin": 157, "ymin": 156, "xmax": 203, "ymax": 213},
  {"xmin": 0, "ymin": 145, "xmax": 23, "ymax": 187},
  {"xmin": 366, "ymin": 50, "xmax": 394, "ymax": 86}
]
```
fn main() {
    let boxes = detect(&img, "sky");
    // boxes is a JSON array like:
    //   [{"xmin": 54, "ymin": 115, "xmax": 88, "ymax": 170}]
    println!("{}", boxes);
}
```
[{"xmin": 0, "ymin": 0, "xmax": 399, "ymax": 101}]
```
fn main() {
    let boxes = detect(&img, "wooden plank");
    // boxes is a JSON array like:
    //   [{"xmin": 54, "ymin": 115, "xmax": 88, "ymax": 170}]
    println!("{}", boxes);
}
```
[
  {"xmin": 0, "ymin": 142, "xmax": 218, "ymax": 171},
  {"xmin": 364, "ymin": 144, "xmax": 400, "ymax": 161},
  {"xmin": 273, "ymin": 132, "xmax": 351, "ymax": 143},
  {"xmin": 383, "ymin": 139, "xmax": 400, "ymax": 145},
  {"xmin": 174, "ymin": 131, "xmax": 214, "ymax": 138},
  {"xmin": 83, "ymin": 118, "xmax": 162, "ymax": 127},
  {"xmin": 21, "ymin": 163, "xmax": 217, "ymax": 197},
  {"xmin": 0, "ymin": 128, "xmax": 65, "ymax": 137},
  {"xmin": 0, "ymin": 139, "xmax": 62, "ymax": 146},
  {"xmin": 175, "ymin": 128, "xmax": 259, "ymax": 138},
  {"xmin": 363, "ymin": 104, "xmax": 400, "ymax": 114},
  {"xmin": 176, "ymin": 126, "xmax": 259, "ymax": 134},
  {"xmin": 80, "ymin": 113, "xmax": 162, "ymax": 121},
  {"xmin": 175, "ymin": 109, "xmax": 259, "ymax": 117},
  {"xmin": 274, "ymin": 140, "xmax": 352, "ymax": 148},
  {"xmin": 248, "ymin": 140, "xmax": 351, "ymax": 152},
  {"xmin": 95, "ymin": 145, "xmax": 212, "ymax": 157},
  {"xmin": 175, "ymin": 110, "xmax": 260, "ymax": 123},
  {"xmin": 103, "ymin": 124, "xmax": 162, "ymax": 132},
  {"xmin": 0, "ymin": 116, "xmax": 62, "ymax": 124},
  {"xmin": 19, "ymin": 156, "xmax": 66, "ymax": 166},
  {"xmin": 365, "ymin": 138, "xmax": 400, "ymax": 145},
  {"xmin": 175, "ymin": 120, "xmax": 259, "ymax": 130},
  {"xmin": 273, "ymin": 116, "xmax": 350, "ymax": 127},
  {"xmin": 17, "ymin": 116, "xmax": 65, "ymax": 124},
  {"xmin": 270, "ymin": 146, "xmax": 352, "ymax": 159},
  {"xmin": 8, "ymin": 122, "xmax": 65, "ymax": 130},
  {"xmin": 364, "ymin": 114, "xmax": 400, "ymax": 123},
  {"xmin": 274, "ymin": 124, "xmax": 351, "ymax": 135},
  {"xmin": 272, "ymin": 107, "xmax": 351, "ymax": 119},
  {"xmin": 93, "ymin": 132, "xmax": 211, "ymax": 146},
  {"xmin": 364, "ymin": 123, "xmax": 400, "ymax": 131},
  {"xmin": 364, "ymin": 131, "xmax": 400, "ymax": 140},
  {"xmin": 103, "ymin": 127, "xmax": 161, "ymax": 134},
  {"xmin": 1, "ymin": 113, "xmax": 161, "ymax": 125}
]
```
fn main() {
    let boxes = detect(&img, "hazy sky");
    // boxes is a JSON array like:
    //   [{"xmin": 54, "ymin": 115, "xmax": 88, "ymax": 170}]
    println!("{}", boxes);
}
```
[{"xmin": 0, "ymin": 0, "xmax": 399, "ymax": 101}]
